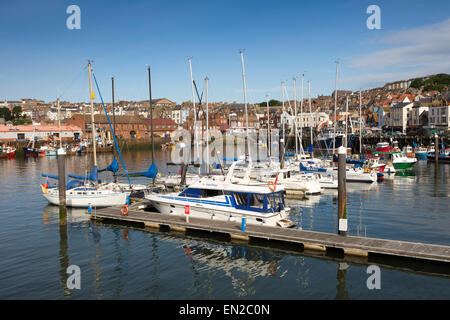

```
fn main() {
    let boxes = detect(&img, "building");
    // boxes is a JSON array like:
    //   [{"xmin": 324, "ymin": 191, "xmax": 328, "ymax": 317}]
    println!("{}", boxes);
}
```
[
  {"xmin": 0, "ymin": 124, "xmax": 82, "ymax": 141},
  {"xmin": 66, "ymin": 114, "xmax": 149, "ymax": 139},
  {"xmin": 144, "ymin": 118, "xmax": 178, "ymax": 137},
  {"xmin": 408, "ymin": 105, "xmax": 429, "ymax": 129},
  {"xmin": 297, "ymin": 112, "xmax": 329, "ymax": 129},
  {"xmin": 384, "ymin": 79, "xmax": 413, "ymax": 90},
  {"xmin": 428, "ymin": 106, "xmax": 450, "ymax": 130},
  {"xmin": 385, "ymin": 102, "xmax": 414, "ymax": 133}
]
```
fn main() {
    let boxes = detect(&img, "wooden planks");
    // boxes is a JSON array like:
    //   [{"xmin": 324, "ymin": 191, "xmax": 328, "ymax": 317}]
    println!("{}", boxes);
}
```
[{"xmin": 91, "ymin": 207, "xmax": 450, "ymax": 263}]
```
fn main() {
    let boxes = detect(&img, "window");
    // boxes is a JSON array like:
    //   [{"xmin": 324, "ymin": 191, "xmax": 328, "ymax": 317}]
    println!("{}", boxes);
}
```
[{"xmin": 201, "ymin": 189, "xmax": 222, "ymax": 198}]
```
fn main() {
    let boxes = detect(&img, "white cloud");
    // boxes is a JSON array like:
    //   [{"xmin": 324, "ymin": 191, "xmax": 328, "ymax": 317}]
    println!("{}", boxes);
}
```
[{"xmin": 346, "ymin": 18, "xmax": 450, "ymax": 87}]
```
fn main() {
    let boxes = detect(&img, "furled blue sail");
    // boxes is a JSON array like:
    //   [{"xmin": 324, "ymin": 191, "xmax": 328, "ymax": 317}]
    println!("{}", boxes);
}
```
[
  {"xmin": 99, "ymin": 158, "xmax": 119, "ymax": 173},
  {"xmin": 66, "ymin": 180, "xmax": 83, "ymax": 190},
  {"xmin": 42, "ymin": 173, "xmax": 59, "ymax": 180},
  {"xmin": 122, "ymin": 162, "xmax": 158, "ymax": 178},
  {"xmin": 68, "ymin": 166, "xmax": 99, "ymax": 182}
]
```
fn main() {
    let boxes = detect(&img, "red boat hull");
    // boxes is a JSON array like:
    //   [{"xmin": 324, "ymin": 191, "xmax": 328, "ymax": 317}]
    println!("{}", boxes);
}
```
[{"xmin": 6, "ymin": 150, "xmax": 16, "ymax": 159}]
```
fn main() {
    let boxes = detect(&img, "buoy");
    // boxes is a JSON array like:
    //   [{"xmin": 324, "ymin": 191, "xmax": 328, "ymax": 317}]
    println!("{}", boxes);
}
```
[
  {"xmin": 267, "ymin": 173, "xmax": 279, "ymax": 192},
  {"xmin": 120, "ymin": 204, "xmax": 129, "ymax": 216}
]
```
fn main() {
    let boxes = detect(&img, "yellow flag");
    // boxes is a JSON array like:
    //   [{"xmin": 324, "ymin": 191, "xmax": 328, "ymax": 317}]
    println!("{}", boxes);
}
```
[{"xmin": 91, "ymin": 92, "xmax": 95, "ymax": 99}]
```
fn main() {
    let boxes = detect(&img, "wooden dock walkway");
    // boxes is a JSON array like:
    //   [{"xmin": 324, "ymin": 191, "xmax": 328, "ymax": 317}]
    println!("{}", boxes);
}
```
[{"xmin": 91, "ymin": 206, "xmax": 450, "ymax": 264}]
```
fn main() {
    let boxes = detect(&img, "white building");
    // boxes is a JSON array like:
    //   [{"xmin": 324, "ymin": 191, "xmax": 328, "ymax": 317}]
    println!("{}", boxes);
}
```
[
  {"xmin": 428, "ymin": 106, "xmax": 450, "ymax": 129},
  {"xmin": 386, "ymin": 102, "xmax": 414, "ymax": 133},
  {"xmin": 408, "ymin": 106, "xmax": 429, "ymax": 127},
  {"xmin": 297, "ymin": 112, "xmax": 329, "ymax": 129}
]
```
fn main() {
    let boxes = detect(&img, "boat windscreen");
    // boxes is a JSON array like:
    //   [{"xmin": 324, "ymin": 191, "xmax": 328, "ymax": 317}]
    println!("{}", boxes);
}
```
[{"xmin": 233, "ymin": 191, "xmax": 284, "ymax": 213}]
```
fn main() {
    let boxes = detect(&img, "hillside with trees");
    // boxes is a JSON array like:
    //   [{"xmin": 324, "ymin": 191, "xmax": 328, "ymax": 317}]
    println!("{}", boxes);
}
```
[{"xmin": 410, "ymin": 73, "xmax": 450, "ymax": 91}]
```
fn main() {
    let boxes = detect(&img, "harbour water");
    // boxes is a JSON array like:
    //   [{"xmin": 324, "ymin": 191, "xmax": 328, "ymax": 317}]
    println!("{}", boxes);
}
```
[{"xmin": 0, "ymin": 150, "xmax": 449, "ymax": 299}]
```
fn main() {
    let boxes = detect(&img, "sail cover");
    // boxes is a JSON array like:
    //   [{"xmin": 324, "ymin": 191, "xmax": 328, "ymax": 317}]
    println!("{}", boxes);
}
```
[
  {"xmin": 68, "ymin": 166, "xmax": 99, "ymax": 182},
  {"xmin": 123, "ymin": 162, "xmax": 158, "ymax": 178},
  {"xmin": 41, "ymin": 173, "xmax": 59, "ymax": 180},
  {"xmin": 99, "ymin": 158, "xmax": 119, "ymax": 174}
]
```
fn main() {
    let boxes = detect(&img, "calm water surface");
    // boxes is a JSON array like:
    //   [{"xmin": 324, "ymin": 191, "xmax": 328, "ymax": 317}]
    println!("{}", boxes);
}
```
[{"xmin": 0, "ymin": 150, "xmax": 449, "ymax": 299}]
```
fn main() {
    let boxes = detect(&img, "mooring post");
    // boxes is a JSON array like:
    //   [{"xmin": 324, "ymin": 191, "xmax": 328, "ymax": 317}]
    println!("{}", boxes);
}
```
[
  {"xmin": 57, "ymin": 147, "xmax": 66, "ymax": 214},
  {"xmin": 338, "ymin": 146, "xmax": 347, "ymax": 235},
  {"xmin": 435, "ymin": 134, "xmax": 439, "ymax": 165},
  {"xmin": 185, "ymin": 205, "xmax": 190, "ymax": 223},
  {"xmin": 241, "ymin": 217, "xmax": 246, "ymax": 231}
]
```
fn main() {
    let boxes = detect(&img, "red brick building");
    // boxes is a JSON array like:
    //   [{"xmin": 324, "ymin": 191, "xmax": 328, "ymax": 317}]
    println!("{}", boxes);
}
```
[
  {"xmin": 66, "ymin": 114, "xmax": 149, "ymax": 139},
  {"xmin": 144, "ymin": 118, "xmax": 178, "ymax": 137}
]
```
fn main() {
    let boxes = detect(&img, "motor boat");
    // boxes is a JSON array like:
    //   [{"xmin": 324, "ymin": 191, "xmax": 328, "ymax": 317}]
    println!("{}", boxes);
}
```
[{"xmin": 145, "ymin": 160, "xmax": 296, "ymax": 228}]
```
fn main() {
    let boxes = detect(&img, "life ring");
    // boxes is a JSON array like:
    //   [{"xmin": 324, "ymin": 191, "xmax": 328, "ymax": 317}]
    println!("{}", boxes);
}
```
[
  {"xmin": 268, "ymin": 181, "xmax": 276, "ymax": 192},
  {"xmin": 120, "ymin": 204, "xmax": 129, "ymax": 216},
  {"xmin": 267, "ymin": 173, "xmax": 279, "ymax": 192}
]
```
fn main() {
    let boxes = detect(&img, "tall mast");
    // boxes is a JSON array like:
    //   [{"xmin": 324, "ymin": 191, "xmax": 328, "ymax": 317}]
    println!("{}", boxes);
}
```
[
  {"xmin": 239, "ymin": 51, "xmax": 250, "ymax": 157},
  {"xmin": 282, "ymin": 81, "xmax": 285, "ymax": 144},
  {"xmin": 308, "ymin": 80, "xmax": 313, "ymax": 146},
  {"xmin": 111, "ymin": 77, "xmax": 116, "ymax": 144},
  {"xmin": 188, "ymin": 58, "xmax": 198, "ymax": 162},
  {"xmin": 57, "ymin": 98, "xmax": 62, "ymax": 149},
  {"xmin": 205, "ymin": 76, "xmax": 210, "ymax": 172},
  {"xmin": 359, "ymin": 89, "xmax": 362, "ymax": 155},
  {"xmin": 88, "ymin": 61, "xmax": 97, "ymax": 167},
  {"xmin": 293, "ymin": 77, "xmax": 298, "ymax": 156},
  {"xmin": 266, "ymin": 94, "xmax": 270, "ymax": 158},
  {"xmin": 188, "ymin": 58, "xmax": 196, "ymax": 129},
  {"xmin": 345, "ymin": 96, "xmax": 348, "ymax": 149},
  {"xmin": 148, "ymin": 66, "xmax": 154, "ymax": 163},
  {"xmin": 300, "ymin": 73, "xmax": 304, "ymax": 154},
  {"xmin": 333, "ymin": 61, "xmax": 339, "ymax": 153}
]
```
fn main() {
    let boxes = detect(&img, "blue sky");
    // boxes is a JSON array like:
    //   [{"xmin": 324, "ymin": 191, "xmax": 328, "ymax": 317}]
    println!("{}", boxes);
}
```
[{"xmin": 1, "ymin": 0, "xmax": 449, "ymax": 104}]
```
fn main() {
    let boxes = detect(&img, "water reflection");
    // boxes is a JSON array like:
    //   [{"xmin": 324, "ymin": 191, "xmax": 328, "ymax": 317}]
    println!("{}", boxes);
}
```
[
  {"xmin": 335, "ymin": 262, "xmax": 349, "ymax": 300},
  {"xmin": 176, "ymin": 239, "xmax": 285, "ymax": 297}
]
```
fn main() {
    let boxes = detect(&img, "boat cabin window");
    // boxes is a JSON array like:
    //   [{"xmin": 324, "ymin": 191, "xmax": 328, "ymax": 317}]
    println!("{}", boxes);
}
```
[
  {"xmin": 178, "ymin": 188, "xmax": 227, "ymax": 198},
  {"xmin": 232, "ymin": 191, "xmax": 284, "ymax": 213}
]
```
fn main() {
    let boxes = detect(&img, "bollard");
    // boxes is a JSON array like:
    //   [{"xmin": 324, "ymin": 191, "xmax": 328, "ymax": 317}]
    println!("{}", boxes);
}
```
[
  {"xmin": 57, "ymin": 148, "xmax": 66, "ymax": 210},
  {"xmin": 337, "ymin": 146, "xmax": 347, "ymax": 236},
  {"xmin": 435, "ymin": 134, "xmax": 439, "ymax": 165},
  {"xmin": 185, "ymin": 205, "xmax": 190, "ymax": 223},
  {"xmin": 241, "ymin": 217, "xmax": 246, "ymax": 231}
]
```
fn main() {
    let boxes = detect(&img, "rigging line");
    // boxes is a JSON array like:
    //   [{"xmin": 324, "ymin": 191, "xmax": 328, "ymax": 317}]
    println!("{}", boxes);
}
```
[
  {"xmin": 92, "ymin": 72, "xmax": 132, "ymax": 185},
  {"xmin": 57, "ymin": 63, "xmax": 88, "ymax": 101}
]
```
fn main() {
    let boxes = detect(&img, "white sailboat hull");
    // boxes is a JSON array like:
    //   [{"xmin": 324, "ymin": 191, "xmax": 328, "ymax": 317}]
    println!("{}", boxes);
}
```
[{"xmin": 43, "ymin": 188, "xmax": 129, "ymax": 208}]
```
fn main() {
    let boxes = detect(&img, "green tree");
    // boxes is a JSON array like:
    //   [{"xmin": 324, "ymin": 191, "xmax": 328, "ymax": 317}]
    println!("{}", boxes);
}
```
[
  {"xmin": 0, "ymin": 107, "xmax": 12, "ymax": 121},
  {"xmin": 12, "ymin": 105, "xmax": 22, "ymax": 119},
  {"xmin": 410, "ymin": 78, "xmax": 423, "ymax": 89},
  {"xmin": 260, "ymin": 99, "xmax": 282, "ymax": 106}
]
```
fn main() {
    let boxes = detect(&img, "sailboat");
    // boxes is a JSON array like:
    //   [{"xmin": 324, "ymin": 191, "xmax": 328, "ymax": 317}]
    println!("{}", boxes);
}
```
[{"xmin": 42, "ymin": 61, "xmax": 131, "ymax": 208}]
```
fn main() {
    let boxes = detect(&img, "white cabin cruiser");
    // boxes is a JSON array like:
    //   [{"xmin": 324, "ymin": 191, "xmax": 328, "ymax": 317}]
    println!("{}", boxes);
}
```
[
  {"xmin": 145, "ymin": 160, "xmax": 296, "ymax": 228},
  {"xmin": 257, "ymin": 168, "xmax": 322, "ymax": 195}
]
